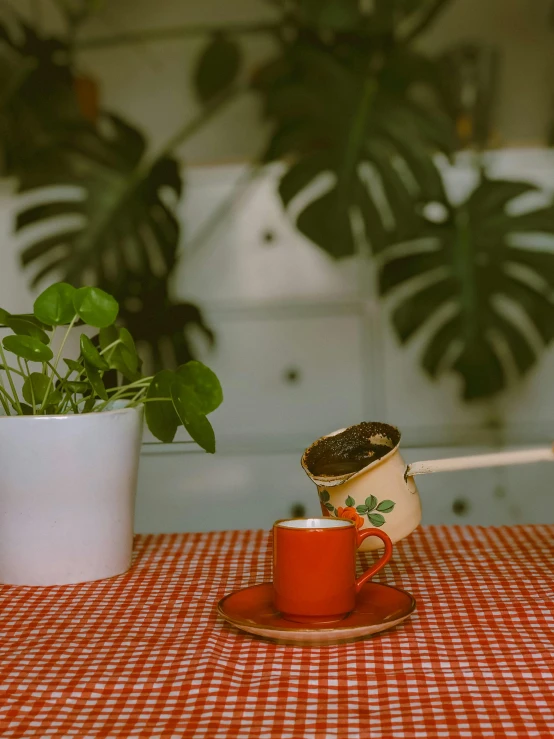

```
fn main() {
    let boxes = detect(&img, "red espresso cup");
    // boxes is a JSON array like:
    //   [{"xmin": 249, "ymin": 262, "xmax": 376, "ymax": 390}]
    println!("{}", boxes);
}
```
[{"xmin": 273, "ymin": 517, "xmax": 393, "ymax": 623}]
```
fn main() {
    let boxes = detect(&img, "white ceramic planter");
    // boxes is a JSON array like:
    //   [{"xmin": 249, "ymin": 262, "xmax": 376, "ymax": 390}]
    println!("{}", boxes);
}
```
[{"xmin": 0, "ymin": 406, "xmax": 143, "ymax": 586}]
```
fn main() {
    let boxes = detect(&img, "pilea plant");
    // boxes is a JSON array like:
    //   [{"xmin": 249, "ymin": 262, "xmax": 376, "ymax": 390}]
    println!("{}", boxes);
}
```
[{"xmin": 0, "ymin": 282, "xmax": 222, "ymax": 453}]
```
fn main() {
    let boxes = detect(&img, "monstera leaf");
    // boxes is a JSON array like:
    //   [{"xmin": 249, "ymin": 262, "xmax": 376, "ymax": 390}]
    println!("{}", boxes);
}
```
[
  {"xmin": 379, "ymin": 177, "xmax": 554, "ymax": 400},
  {"xmin": 293, "ymin": 0, "xmax": 452, "ymax": 37},
  {"xmin": 254, "ymin": 35, "xmax": 455, "ymax": 258},
  {"xmin": 193, "ymin": 32, "xmax": 242, "ymax": 104},
  {"xmin": 14, "ymin": 113, "xmax": 207, "ymax": 367},
  {"xmin": 0, "ymin": 17, "xmax": 81, "ymax": 176},
  {"xmin": 121, "ymin": 278, "xmax": 215, "ymax": 371}
]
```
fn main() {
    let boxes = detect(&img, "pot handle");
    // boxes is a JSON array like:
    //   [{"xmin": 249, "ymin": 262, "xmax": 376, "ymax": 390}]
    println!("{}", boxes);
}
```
[{"xmin": 405, "ymin": 444, "xmax": 554, "ymax": 478}]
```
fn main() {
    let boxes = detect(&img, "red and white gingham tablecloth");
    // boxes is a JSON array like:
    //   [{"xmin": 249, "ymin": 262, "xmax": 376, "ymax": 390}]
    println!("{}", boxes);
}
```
[{"xmin": 1, "ymin": 525, "xmax": 554, "ymax": 738}]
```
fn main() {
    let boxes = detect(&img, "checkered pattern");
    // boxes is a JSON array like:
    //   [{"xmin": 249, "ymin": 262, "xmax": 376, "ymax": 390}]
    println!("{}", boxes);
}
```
[{"xmin": 1, "ymin": 525, "xmax": 554, "ymax": 738}]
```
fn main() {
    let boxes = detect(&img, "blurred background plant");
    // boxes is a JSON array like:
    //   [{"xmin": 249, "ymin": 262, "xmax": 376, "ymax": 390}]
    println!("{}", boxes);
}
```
[{"xmin": 1, "ymin": 0, "xmax": 553, "ymax": 399}]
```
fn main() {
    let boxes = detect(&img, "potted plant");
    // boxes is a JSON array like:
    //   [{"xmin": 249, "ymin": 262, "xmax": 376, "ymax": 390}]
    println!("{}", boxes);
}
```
[{"xmin": 0, "ymin": 282, "xmax": 222, "ymax": 586}]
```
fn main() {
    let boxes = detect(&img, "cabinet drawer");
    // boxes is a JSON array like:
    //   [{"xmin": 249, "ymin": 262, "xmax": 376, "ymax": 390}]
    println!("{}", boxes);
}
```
[
  {"xmin": 136, "ymin": 446, "xmax": 554, "ymax": 533},
  {"xmin": 382, "ymin": 331, "xmax": 487, "ymax": 443},
  {"xmin": 404, "ymin": 447, "xmax": 554, "ymax": 526},
  {"xmin": 199, "ymin": 313, "xmax": 365, "ymax": 444},
  {"xmin": 176, "ymin": 168, "xmax": 359, "ymax": 304},
  {"xmin": 135, "ymin": 451, "xmax": 319, "ymax": 533}
]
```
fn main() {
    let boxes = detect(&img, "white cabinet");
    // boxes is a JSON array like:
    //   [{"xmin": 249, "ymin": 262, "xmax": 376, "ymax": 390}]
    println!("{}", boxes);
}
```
[
  {"xmin": 136, "ymin": 445, "xmax": 554, "ymax": 533},
  {"xmin": 175, "ymin": 165, "xmax": 359, "ymax": 304},
  {"xmin": 381, "ymin": 331, "xmax": 493, "ymax": 445},
  {"xmin": 0, "ymin": 152, "xmax": 553, "ymax": 532},
  {"xmin": 135, "ymin": 449, "xmax": 319, "ymax": 533},
  {"xmin": 197, "ymin": 310, "xmax": 366, "ymax": 444},
  {"xmin": 405, "ymin": 446, "xmax": 554, "ymax": 527}
]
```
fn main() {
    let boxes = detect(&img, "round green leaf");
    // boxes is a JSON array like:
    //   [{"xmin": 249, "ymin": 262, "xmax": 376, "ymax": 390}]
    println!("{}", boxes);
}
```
[
  {"xmin": 324, "ymin": 502, "xmax": 335, "ymax": 511},
  {"xmin": 145, "ymin": 370, "xmax": 180, "ymax": 443},
  {"xmin": 319, "ymin": 489, "xmax": 330, "ymax": 502},
  {"xmin": 118, "ymin": 327, "xmax": 136, "ymax": 355},
  {"xmin": 99, "ymin": 325, "xmax": 141, "ymax": 381},
  {"xmin": 17, "ymin": 314, "xmax": 53, "ymax": 331},
  {"xmin": 356, "ymin": 505, "xmax": 369, "ymax": 514},
  {"xmin": 2, "ymin": 335, "xmax": 53, "ymax": 362},
  {"xmin": 0, "ymin": 308, "xmax": 10, "ymax": 325},
  {"xmin": 368, "ymin": 513, "xmax": 385, "ymax": 527},
  {"xmin": 84, "ymin": 362, "xmax": 108, "ymax": 401},
  {"xmin": 345, "ymin": 495, "xmax": 356, "ymax": 507},
  {"xmin": 82, "ymin": 396, "xmax": 96, "ymax": 413},
  {"xmin": 33, "ymin": 283, "xmax": 77, "ymax": 326},
  {"xmin": 64, "ymin": 358, "xmax": 84, "ymax": 374},
  {"xmin": 176, "ymin": 361, "xmax": 223, "ymax": 415},
  {"xmin": 6, "ymin": 316, "xmax": 50, "ymax": 344},
  {"xmin": 62, "ymin": 380, "xmax": 90, "ymax": 394},
  {"xmin": 43, "ymin": 389, "xmax": 63, "ymax": 409},
  {"xmin": 22, "ymin": 372, "xmax": 51, "ymax": 405},
  {"xmin": 73, "ymin": 287, "xmax": 119, "ymax": 328},
  {"xmin": 376, "ymin": 500, "xmax": 396, "ymax": 513},
  {"xmin": 80, "ymin": 334, "xmax": 109, "ymax": 370},
  {"xmin": 112, "ymin": 352, "xmax": 141, "ymax": 382},
  {"xmin": 99, "ymin": 325, "xmax": 119, "ymax": 351},
  {"xmin": 118, "ymin": 328, "xmax": 140, "ymax": 374},
  {"xmin": 171, "ymin": 382, "xmax": 216, "ymax": 453}
]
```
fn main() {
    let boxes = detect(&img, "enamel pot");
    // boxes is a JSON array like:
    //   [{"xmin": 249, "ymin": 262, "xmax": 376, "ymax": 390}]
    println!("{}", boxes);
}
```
[{"xmin": 302, "ymin": 422, "xmax": 554, "ymax": 551}]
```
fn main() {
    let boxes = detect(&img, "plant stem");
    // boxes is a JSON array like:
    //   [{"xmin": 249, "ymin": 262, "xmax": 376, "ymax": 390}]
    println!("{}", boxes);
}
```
[
  {"xmin": 0, "ymin": 363, "xmax": 25, "ymax": 377},
  {"xmin": 156, "ymin": 83, "xmax": 244, "ymax": 160},
  {"xmin": 106, "ymin": 377, "xmax": 151, "ymax": 393},
  {"xmin": 60, "ymin": 389, "xmax": 79, "ymax": 415},
  {"xmin": 125, "ymin": 396, "xmax": 175, "ymax": 409},
  {"xmin": 60, "ymin": 359, "xmax": 86, "ymax": 386},
  {"xmin": 22, "ymin": 359, "xmax": 36, "ymax": 413},
  {"xmin": 99, "ymin": 339, "xmax": 122, "ymax": 356},
  {"xmin": 42, "ymin": 317, "xmax": 77, "ymax": 412},
  {"xmin": 95, "ymin": 376, "xmax": 153, "ymax": 411},
  {"xmin": 0, "ymin": 383, "xmax": 11, "ymax": 414},
  {"xmin": 47, "ymin": 361, "xmax": 67, "ymax": 382},
  {"xmin": 0, "ymin": 343, "xmax": 22, "ymax": 414},
  {"xmin": 127, "ymin": 386, "xmax": 151, "ymax": 405},
  {"xmin": 76, "ymin": 22, "xmax": 279, "ymax": 51}
]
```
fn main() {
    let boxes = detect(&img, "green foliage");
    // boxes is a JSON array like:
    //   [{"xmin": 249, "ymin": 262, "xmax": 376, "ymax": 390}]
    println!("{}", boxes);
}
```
[
  {"xmin": 33, "ymin": 283, "xmax": 76, "ymax": 325},
  {"xmin": 253, "ymin": 33, "xmax": 455, "ymax": 257},
  {"xmin": 0, "ymin": 15, "xmax": 213, "ymax": 370},
  {"xmin": 2, "ymin": 334, "xmax": 53, "ymax": 362},
  {"xmin": 380, "ymin": 177, "xmax": 554, "ymax": 399},
  {"xmin": 1, "ymin": 1, "xmax": 554, "ymax": 403},
  {"xmin": 194, "ymin": 33, "xmax": 242, "ymax": 104},
  {"xmin": 0, "ymin": 283, "xmax": 223, "ymax": 452}
]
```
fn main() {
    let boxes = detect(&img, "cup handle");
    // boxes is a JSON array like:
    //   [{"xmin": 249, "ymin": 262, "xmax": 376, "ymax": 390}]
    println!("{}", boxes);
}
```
[{"xmin": 354, "ymin": 528, "xmax": 393, "ymax": 593}]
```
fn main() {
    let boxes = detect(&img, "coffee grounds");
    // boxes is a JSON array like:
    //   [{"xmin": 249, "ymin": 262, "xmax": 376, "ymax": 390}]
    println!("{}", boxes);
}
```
[{"xmin": 304, "ymin": 422, "xmax": 400, "ymax": 478}]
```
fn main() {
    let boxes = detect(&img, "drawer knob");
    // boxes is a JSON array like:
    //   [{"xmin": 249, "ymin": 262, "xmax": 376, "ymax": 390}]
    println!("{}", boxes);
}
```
[
  {"xmin": 290, "ymin": 503, "xmax": 306, "ymax": 518},
  {"xmin": 262, "ymin": 229, "xmax": 277, "ymax": 245},
  {"xmin": 283, "ymin": 367, "xmax": 301, "ymax": 384},
  {"xmin": 452, "ymin": 498, "xmax": 470, "ymax": 516}
]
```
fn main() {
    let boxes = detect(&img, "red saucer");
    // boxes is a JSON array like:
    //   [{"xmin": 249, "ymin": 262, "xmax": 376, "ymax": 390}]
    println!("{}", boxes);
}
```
[{"xmin": 218, "ymin": 581, "xmax": 416, "ymax": 645}]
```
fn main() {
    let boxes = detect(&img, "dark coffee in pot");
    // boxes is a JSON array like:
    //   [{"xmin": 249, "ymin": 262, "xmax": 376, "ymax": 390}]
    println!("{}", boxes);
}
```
[{"xmin": 303, "ymin": 422, "xmax": 400, "ymax": 478}]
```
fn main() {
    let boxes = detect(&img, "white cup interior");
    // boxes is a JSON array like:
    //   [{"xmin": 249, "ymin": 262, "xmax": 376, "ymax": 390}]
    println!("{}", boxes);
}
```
[{"xmin": 277, "ymin": 518, "xmax": 351, "ymax": 529}]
